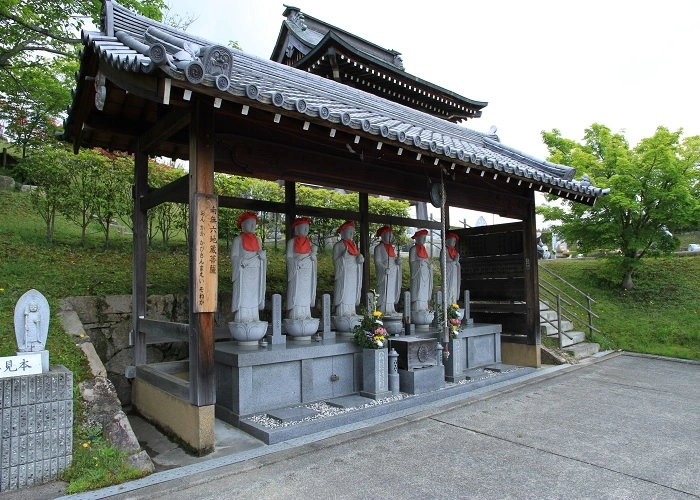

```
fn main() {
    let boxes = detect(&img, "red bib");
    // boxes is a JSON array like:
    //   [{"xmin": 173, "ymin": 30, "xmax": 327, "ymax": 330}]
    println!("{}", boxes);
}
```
[
  {"xmin": 241, "ymin": 232, "xmax": 260, "ymax": 251},
  {"xmin": 343, "ymin": 239, "xmax": 359, "ymax": 255},
  {"xmin": 448, "ymin": 247, "xmax": 457, "ymax": 259},
  {"xmin": 294, "ymin": 235, "xmax": 311, "ymax": 254},
  {"xmin": 382, "ymin": 242, "xmax": 396, "ymax": 257},
  {"xmin": 416, "ymin": 244, "xmax": 428, "ymax": 258}
]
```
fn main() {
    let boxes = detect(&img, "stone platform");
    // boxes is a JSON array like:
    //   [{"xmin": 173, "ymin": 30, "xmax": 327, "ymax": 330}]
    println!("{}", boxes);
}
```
[
  {"xmin": 239, "ymin": 365, "xmax": 533, "ymax": 444},
  {"xmin": 214, "ymin": 339, "xmax": 362, "ymax": 426}
]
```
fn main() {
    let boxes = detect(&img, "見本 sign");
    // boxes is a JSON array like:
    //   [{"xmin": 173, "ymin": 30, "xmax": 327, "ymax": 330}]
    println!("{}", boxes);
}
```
[{"xmin": 0, "ymin": 353, "xmax": 42, "ymax": 378}]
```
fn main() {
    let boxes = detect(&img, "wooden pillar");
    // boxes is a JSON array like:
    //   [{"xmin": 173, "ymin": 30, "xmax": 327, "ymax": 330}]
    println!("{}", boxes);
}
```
[
  {"xmin": 284, "ymin": 181, "xmax": 296, "ymax": 239},
  {"xmin": 359, "ymin": 192, "xmax": 370, "ymax": 300},
  {"xmin": 522, "ymin": 190, "xmax": 540, "ymax": 345},
  {"xmin": 188, "ymin": 96, "xmax": 217, "ymax": 406},
  {"xmin": 132, "ymin": 148, "xmax": 148, "ymax": 365}
]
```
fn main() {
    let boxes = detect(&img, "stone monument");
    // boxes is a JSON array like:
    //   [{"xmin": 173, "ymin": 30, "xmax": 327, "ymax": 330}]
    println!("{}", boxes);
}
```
[
  {"xmin": 373, "ymin": 226, "xmax": 402, "ymax": 317},
  {"xmin": 441, "ymin": 232, "xmax": 461, "ymax": 307},
  {"xmin": 14, "ymin": 289, "xmax": 50, "ymax": 372},
  {"xmin": 284, "ymin": 217, "xmax": 320, "ymax": 340},
  {"xmin": 409, "ymin": 229, "xmax": 434, "ymax": 326},
  {"xmin": 2, "ymin": 290, "xmax": 73, "ymax": 491},
  {"xmin": 228, "ymin": 212, "xmax": 268, "ymax": 346},
  {"xmin": 331, "ymin": 221, "xmax": 363, "ymax": 335}
]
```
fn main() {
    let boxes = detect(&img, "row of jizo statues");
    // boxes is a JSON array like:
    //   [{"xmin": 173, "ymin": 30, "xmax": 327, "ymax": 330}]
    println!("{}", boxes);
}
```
[{"xmin": 229, "ymin": 212, "xmax": 461, "ymax": 343}]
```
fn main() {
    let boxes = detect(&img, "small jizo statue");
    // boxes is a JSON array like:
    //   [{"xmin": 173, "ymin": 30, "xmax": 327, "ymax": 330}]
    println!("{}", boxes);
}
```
[
  {"xmin": 373, "ymin": 225, "xmax": 402, "ymax": 316},
  {"xmin": 409, "ymin": 229, "xmax": 433, "ymax": 313},
  {"xmin": 230, "ymin": 211, "xmax": 267, "ymax": 323},
  {"xmin": 14, "ymin": 289, "xmax": 50, "ymax": 352},
  {"xmin": 333, "ymin": 220, "xmax": 364, "ymax": 317},
  {"xmin": 441, "ymin": 232, "xmax": 461, "ymax": 306}
]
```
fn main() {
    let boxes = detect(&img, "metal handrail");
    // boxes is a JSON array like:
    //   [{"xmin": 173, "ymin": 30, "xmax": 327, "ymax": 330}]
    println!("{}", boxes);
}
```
[
  {"xmin": 539, "ymin": 264, "xmax": 598, "ymax": 303},
  {"xmin": 538, "ymin": 261, "xmax": 604, "ymax": 344},
  {"xmin": 539, "ymin": 277, "xmax": 600, "ymax": 319}
]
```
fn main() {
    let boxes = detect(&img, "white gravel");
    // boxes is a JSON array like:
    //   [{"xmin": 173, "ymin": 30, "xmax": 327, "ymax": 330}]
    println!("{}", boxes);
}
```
[{"xmin": 246, "ymin": 367, "xmax": 520, "ymax": 429}]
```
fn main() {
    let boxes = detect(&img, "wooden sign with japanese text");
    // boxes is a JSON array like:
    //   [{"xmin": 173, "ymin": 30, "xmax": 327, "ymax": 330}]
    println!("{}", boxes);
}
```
[{"xmin": 193, "ymin": 193, "xmax": 219, "ymax": 313}]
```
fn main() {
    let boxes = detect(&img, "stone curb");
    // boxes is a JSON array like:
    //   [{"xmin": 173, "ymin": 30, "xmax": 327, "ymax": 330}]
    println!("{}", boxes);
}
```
[{"xmin": 57, "ymin": 299, "xmax": 154, "ymax": 473}]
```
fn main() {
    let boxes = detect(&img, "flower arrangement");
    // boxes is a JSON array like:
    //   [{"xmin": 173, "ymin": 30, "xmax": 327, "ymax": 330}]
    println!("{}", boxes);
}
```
[
  {"xmin": 446, "ymin": 303, "xmax": 462, "ymax": 339},
  {"xmin": 352, "ymin": 293, "xmax": 387, "ymax": 349}
]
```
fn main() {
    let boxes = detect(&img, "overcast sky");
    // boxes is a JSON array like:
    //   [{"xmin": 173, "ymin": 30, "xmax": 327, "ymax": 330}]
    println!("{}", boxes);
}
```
[
  {"xmin": 163, "ymin": 0, "xmax": 700, "ymax": 228},
  {"xmin": 166, "ymin": 0, "xmax": 699, "ymax": 157}
]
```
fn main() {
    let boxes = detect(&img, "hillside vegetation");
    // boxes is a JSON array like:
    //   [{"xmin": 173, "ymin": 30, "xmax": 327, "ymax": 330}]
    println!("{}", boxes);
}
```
[{"xmin": 541, "ymin": 258, "xmax": 700, "ymax": 360}]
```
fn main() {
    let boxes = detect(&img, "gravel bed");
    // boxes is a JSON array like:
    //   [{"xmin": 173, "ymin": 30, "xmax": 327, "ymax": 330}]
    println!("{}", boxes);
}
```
[
  {"xmin": 247, "ymin": 367, "xmax": 520, "ymax": 429},
  {"xmin": 247, "ymin": 394, "xmax": 407, "ymax": 429}
]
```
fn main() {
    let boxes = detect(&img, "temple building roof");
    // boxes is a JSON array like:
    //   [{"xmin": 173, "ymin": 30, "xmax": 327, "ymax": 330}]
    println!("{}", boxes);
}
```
[
  {"xmin": 270, "ymin": 6, "xmax": 488, "ymax": 122},
  {"xmin": 58, "ymin": 0, "xmax": 609, "ymax": 204}
]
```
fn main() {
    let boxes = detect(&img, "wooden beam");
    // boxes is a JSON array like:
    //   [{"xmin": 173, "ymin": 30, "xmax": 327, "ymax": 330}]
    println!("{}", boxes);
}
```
[
  {"xmin": 359, "ymin": 192, "xmax": 370, "ymax": 300},
  {"xmin": 141, "ymin": 174, "xmax": 189, "ymax": 210},
  {"xmin": 522, "ymin": 190, "xmax": 540, "ymax": 345},
  {"xmin": 137, "ymin": 106, "xmax": 191, "ymax": 153},
  {"xmin": 132, "ymin": 148, "xmax": 148, "ymax": 365},
  {"xmin": 285, "ymin": 181, "xmax": 296, "ymax": 240},
  {"xmin": 188, "ymin": 95, "xmax": 217, "ymax": 407},
  {"xmin": 214, "ymin": 133, "xmax": 532, "ymax": 216},
  {"xmin": 219, "ymin": 195, "xmax": 286, "ymax": 213},
  {"xmin": 138, "ymin": 319, "xmax": 189, "ymax": 343}
]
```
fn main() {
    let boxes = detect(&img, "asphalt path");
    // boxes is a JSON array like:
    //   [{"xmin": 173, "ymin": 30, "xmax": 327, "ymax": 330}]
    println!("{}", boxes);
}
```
[{"xmin": 89, "ymin": 352, "xmax": 699, "ymax": 499}]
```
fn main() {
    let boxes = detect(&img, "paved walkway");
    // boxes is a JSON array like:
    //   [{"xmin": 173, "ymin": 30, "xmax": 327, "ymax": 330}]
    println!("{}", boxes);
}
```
[{"xmin": 59, "ymin": 352, "xmax": 700, "ymax": 499}]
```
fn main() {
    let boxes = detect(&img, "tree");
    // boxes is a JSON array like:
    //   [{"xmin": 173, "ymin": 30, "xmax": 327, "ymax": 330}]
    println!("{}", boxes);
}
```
[
  {"xmin": 61, "ymin": 148, "xmax": 109, "ymax": 245},
  {"xmin": 18, "ymin": 147, "xmax": 72, "ymax": 242},
  {"xmin": 0, "ymin": 0, "xmax": 166, "ymax": 153},
  {"xmin": 148, "ymin": 161, "xmax": 186, "ymax": 248},
  {"xmin": 539, "ymin": 124, "xmax": 700, "ymax": 290},
  {"xmin": 92, "ymin": 151, "xmax": 132, "ymax": 245},
  {"xmin": 0, "ymin": 59, "xmax": 72, "ymax": 157}
]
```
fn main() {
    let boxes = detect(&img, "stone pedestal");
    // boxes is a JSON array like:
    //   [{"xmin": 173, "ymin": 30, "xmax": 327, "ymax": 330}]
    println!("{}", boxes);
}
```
[
  {"xmin": 215, "ymin": 341, "xmax": 362, "ymax": 425},
  {"xmin": 445, "ymin": 323, "xmax": 502, "ymax": 382},
  {"xmin": 398, "ymin": 365, "xmax": 444, "ymax": 394},
  {"xmin": 360, "ymin": 348, "xmax": 390, "ymax": 400},
  {"xmin": 389, "ymin": 337, "xmax": 438, "ymax": 370},
  {"xmin": 0, "ymin": 366, "xmax": 73, "ymax": 492}
]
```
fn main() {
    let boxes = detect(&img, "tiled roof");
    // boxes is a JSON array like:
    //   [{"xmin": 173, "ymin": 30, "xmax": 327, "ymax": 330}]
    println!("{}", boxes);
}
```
[{"xmin": 63, "ymin": 0, "xmax": 609, "ymax": 202}]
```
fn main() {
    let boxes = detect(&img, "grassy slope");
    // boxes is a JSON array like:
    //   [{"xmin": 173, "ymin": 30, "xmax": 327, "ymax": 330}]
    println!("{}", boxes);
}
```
[{"xmin": 541, "ymin": 257, "xmax": 700, "ymax": 360}]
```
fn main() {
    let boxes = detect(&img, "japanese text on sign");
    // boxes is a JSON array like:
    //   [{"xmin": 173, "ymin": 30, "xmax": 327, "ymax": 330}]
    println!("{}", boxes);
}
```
[{"xmin": 193, "ymin": 194, "xmax": 218, "ymax": 312}]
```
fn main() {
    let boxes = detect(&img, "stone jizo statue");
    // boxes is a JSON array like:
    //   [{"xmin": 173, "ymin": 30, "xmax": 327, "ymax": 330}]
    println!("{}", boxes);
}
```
[
  {"xmin": 286, "ymin": 217, "xmax": 318, "ymax": 320},
  {"xmin": 14, "ymin": 289, "xmax": 50, "ymax": 353},
  {"xmin": 441, "ymin": 232, "xmax": 461, "ymax": 306},
  {"xmin": 230, "ymin": 212, "xmax": 266, "ymax": 323},
  {"xmin": 409, "ymin": 229, "xmax": 434, "ymax": 316},
  {"xmin": 373, "ymin": 225, "xmax": 402, "ymax": 316},
  {"xmin": 333, "ymin": 220, "xmax": 363, "ymax": 317}
]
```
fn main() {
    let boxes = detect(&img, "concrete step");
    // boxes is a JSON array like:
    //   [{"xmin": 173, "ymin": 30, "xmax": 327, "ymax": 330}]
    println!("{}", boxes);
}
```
[
  {"xmin": 539, "ymin": 301, "xmax": 550, "ymax": 311},
  {"xmin": 541, "ymin": 321, "xmax": 573, "ymax": 336},
  {"xmin": 540, "ymin": 310, "xmax": 558, "ymax": 322},
  {"xmin": 547, "ymin": 330, "xmax": 586, "ymax": 347},
  {"xmin": 564, "ymin": 342, "xmax": 600, "ymax": 359}
]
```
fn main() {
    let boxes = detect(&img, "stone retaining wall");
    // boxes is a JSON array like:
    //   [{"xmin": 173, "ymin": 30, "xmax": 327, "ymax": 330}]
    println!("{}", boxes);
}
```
[{"xmin": 60, "ymin": 293, "xmax": 237, "ymax": 405}]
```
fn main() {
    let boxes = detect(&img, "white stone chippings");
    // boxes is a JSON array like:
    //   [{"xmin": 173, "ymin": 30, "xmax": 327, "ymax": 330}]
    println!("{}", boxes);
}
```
[{"xmin": 247, "ymin": 394, "xmax": 407, "ymax": 429}]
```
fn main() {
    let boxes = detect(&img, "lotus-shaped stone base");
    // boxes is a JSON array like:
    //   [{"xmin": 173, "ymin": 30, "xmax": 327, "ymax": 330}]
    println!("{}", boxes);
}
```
[
  {"xmin": 382, "ymin": 316, "xmax": 403, "ymax": 335},
  {"xmin": 228, "ymin": 321, "xmax": 268, "ymax": 346},
  {"xmin": 332, "ymin": 315, "xmax": 362, "ymax": 334},
  {"xmin": 412, "ymin": 310, "xmax": 435, "ymax": 326},
  {"xmin": 284, "ymin": 317, "xmax": 320, "ymax": 341}
]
